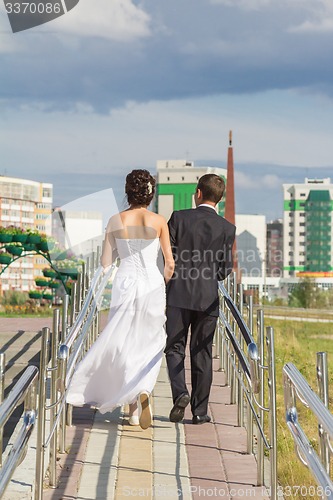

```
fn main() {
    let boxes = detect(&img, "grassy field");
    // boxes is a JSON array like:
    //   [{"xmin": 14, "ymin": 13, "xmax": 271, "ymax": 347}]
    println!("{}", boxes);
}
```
[
  {"xmin": 258, "ymin": 306, "xmax": 333, "ymax": 321},
  {"xmin": 267, "ymin": 317, "xmax": 333, "ymax": 498}
]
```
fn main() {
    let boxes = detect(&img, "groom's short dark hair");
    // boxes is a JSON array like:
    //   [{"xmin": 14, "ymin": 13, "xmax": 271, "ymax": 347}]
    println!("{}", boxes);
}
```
[{"xmin": 197, "ymin": 174, "xmax": 225, "ymax": 203}]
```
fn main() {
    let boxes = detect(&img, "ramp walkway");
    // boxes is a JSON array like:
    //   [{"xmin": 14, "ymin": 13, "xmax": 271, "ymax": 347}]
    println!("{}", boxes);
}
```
[{"xmin": 41, "ymin": 355, "xmax": 269, "ymax": 500}]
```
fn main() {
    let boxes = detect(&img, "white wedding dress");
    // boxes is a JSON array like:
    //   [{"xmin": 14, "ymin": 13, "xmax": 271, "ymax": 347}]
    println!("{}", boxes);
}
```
[{"xmin": 67, "ymin": 238, "xmax": 166, "ymax": 413}]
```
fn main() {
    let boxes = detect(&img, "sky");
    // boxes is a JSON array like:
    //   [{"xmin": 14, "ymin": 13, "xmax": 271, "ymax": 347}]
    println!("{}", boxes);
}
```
[{"xmin": 1, "ymin": 0, "xmax": 333, "ymax": 220}]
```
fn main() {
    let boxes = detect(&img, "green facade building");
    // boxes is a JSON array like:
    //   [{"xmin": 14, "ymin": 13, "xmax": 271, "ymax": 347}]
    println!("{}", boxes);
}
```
[
  {"xmin": 155, "ymin": 160, "xmax": 227, "ymax": 220},
  {"xmin": 283, "ymin": 178, "xmax": 333, "ymax": 277}
]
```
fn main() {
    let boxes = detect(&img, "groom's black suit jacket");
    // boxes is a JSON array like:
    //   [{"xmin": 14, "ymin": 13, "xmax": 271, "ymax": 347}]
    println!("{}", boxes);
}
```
[{"xmin": 166, "ymin": 206, "xmax": 236, "ymax": 317}]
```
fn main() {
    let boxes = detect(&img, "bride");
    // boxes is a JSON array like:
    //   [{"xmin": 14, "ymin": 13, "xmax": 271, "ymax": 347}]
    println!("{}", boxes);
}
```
[{"xmin": 67, "ymin": 169, "xmax": 175, "ymax": 429}]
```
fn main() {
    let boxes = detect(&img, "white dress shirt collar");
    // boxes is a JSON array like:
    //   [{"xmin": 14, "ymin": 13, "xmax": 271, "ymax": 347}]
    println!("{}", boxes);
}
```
[{"xmin": 197, "ymin": 203, "xmax": 217, "ymax": 211}]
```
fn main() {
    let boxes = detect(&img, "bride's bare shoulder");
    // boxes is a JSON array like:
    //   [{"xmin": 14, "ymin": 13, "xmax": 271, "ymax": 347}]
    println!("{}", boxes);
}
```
[
  {"xmin": 148, "ymin": 211, "xmax": 165, "ymax": 222},
  {"xmin": 106, "ymin": 212, "xmax": 124, "ymax": 231}
]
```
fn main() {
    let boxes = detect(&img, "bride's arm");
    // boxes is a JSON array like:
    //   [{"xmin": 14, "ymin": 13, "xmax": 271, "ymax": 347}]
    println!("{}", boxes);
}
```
[
  {"xmin": 100, "ymin": 221, "xmax": 118, "ymax": 270},
  {"xmin": 159, "ymin": 218, "xmax": 175, "ymax": 284}
]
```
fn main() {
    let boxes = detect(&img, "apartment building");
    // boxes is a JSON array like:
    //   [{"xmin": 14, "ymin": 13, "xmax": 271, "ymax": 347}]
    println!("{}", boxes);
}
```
[
  {"xmin": 283, "ymin": 178, "xmax": 333, "ymax": 278},
  {"xmin": 0, "ymin": 175, "xmax": 53, "ymax": 294}
]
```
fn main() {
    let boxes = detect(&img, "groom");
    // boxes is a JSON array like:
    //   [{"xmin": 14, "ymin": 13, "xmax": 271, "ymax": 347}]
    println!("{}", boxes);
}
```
[{"xmin": 165, "ymin": 174, "xmax": 236, "ymax": 424}]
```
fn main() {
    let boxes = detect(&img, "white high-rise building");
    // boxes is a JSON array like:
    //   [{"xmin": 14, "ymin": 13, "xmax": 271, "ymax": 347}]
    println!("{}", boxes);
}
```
[
  {"xmin": 52, "ymin": 208, "xmax": 103, "ymax": 256},
  {"xmin": 235, "ymin": 214, "xmax": 266, "ymax": 278},
  {"xmin": 283, "ymin": 178, "xmax": 333, "ymax": 278}
]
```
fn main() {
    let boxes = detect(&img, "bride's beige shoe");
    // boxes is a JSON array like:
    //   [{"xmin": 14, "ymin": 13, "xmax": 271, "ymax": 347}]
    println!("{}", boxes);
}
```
[
  {"xmin": 128, "ymin": 415, "xmax": 140, "ymax": 426},
  {"xmin": 138, "ymin": 392, "xmax": 152, "ymax": 430}
]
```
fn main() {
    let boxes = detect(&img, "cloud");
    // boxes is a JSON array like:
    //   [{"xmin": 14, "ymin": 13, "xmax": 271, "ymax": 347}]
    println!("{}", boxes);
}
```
[
  {"xmin": 235, "ymin": 172, "xmax": 282, "ymax": 191},
  {"xmin": 287, "ymin": 0, "xmax": 333, "ymax": 32},
  {"xmin": 292, "ymin": 19, "xmax": 333, "ymax": 33},
  {"xmin": 235, "ymin": 172, "xmax": 258, "ymax": 190},
  {"xmin": 211, "ymin": 0, "xmax": 333, "ymax": 33},
  {"xmin": 210, "ymin": 0, "xmax": 271, "ymax": 10},
  {"xmin": 1, "ymin": 0, "xmax": 333, "ymax": 112},
  {"xmin": 0, "ymin": 12, "xmax": 23, "ymax": 52},
  {"xmin": 45, "ymin": 0, "xmax": 151, "ymax": 41},
  {"xmin": 262, "ymin": 174, "xmax": 281, "ymax": 189}
]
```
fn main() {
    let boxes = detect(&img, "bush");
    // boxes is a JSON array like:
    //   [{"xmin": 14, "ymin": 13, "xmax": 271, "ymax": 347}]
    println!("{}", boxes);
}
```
[
  {"xmin": 3, "ymin": 302, "xmax": 53, "ymax": 316},
  {"xmin": 288, "ymin": 278, "xmax": 333, "ymax": 309},
  {"xmin": 1, "ymin": 290, "xmax": 28, "ymax": 306}
]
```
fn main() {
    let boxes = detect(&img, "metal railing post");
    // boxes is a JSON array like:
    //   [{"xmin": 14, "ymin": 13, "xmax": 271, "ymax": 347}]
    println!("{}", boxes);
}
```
[
  {"xmin": 266, "ymin": 327, "xmax": 277, "ymax": 500},
  {"xmin": 317, "ymin": 352, "xmax": 330, "ymax": 474},
  {"xmin": 35, "ymin": 327, "xmax": 50, "ymax": 500},
  {"xmin": 91, "ymin": 251, "xmax": 96, "ymax": 274},
  {"xmin": 81, "ymin": 262, "xmax": 86, "ymax": 302},
  {"xmin": 237, "ymin": 284, "xmax": 244, "ymax": 426},
  {"xmin": 214, "ymin": 319, "xmax": 220, "ymax": 360},
  {"xmin": 0, "ymin": 352, "xmax": 5, "ymax": 468},
  {"xmin": 62, "ymin": 294, "xmax": 69, "ymax": 343},
  {"xmin": 96, "ymin": 245, "xmax": 101, "ymax": 270},
  {"xmin": 76, "ymin": 273, "xmax": 83, "ymax": 316},
  {"xmin": 247, "ymin": 393, "xmax": 254, "ymax": 454},
  {"xmin": 85, "ymin": 256, "xmax": 91, "ymax": 289},
  {"xmin": 229, "ymin": 272, "xmax": 237, "ymax": 404},
  {"xmin": 247, "ymin": 294, "xmax": 254, "ymax": 454},
  {"xmin": 248, "ymin": 295, "xmax": 253, "ymax": 334},
  {"xmin": 58, "ymin": 346, "xmax": 69, "ymax": 454},
  {"xmin": 217, "ymin": 318, "xmax": 224, "ymax": 371},
  {"xmin": 221, "ymin": 295, "xmax": 227, "ymax": 374},
  {"xmin": 257, "ymin": 309, "xmax": 265, "ymax": 486},
  {"xmin": 70, "ymin": 281, "xmax": 78, "ymax": 326},
  {"xmin": 226, "ymin": 276, "xmax": 231, "ymax": 385},
  {"xmin": 49, "ymin": 309, "xmax": 60, "ymax": 487}
]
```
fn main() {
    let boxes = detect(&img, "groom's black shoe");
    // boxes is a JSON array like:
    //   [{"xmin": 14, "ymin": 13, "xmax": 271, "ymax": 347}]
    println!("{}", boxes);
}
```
[
  {"xmin": 169, "ymin": 393, "xmax": 190, "ymax": 423},
  {"xmin": 192, "ymin": 415, "xmax": 211, "ymax": 425}
]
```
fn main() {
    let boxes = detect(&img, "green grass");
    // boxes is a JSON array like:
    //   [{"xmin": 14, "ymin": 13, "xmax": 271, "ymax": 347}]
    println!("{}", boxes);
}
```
[
  {"xmin": 0, "ymin": 310, "xmax": 54, "ymax": 318},
  {"xmin": 268, "ymin": 318, "xmax": 333, "ymax": 498},
  {"xmin": 258, "ymin": 306, "xmax": 333, "ymax": 321}
]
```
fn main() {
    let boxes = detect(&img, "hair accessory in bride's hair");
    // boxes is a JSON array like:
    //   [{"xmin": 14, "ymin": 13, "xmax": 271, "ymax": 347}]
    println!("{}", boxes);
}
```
[{"xmin": 147, "ymin": 181, "xmax": 153, "ymax": 194}]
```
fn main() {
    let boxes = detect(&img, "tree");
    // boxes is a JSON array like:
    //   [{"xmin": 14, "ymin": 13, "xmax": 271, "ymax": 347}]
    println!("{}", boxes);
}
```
[{"xmin": 288, "ymin": 278, "xmax": 316, "ymax": 308}]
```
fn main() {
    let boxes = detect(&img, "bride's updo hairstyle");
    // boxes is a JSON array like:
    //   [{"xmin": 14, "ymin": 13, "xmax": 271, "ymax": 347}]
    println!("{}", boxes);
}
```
[{"xmin": 125, "ymin": 169, "xmax": 156, "ymax": 207}]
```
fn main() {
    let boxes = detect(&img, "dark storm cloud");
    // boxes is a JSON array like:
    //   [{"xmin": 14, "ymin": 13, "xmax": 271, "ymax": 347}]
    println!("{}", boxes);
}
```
[{"xmin": 1, "ymin": 0, "xmax": 333, "ymax": 112}]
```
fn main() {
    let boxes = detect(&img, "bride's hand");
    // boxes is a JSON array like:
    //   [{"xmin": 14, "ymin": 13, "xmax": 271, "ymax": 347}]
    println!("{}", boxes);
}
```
[{"xmin": 102, "ymin": 265, "xmax": 112, "ymax": 275}]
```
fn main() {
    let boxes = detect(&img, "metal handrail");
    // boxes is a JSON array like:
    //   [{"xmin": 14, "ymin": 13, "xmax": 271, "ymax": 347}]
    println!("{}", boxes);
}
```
[
  {"xmin": 219, "ymin": 282, "xmax": 260, "ymax": 394},
  {"xmin": 64, "ymin": 265, "xmax": 115, "ymax": 382},
  {"xmin": 284, "ymin": 363, "xmax": 333, "ymax": 439},
  {"xmin": 219, "ymin": 282, "xmax": 255, "ymax": 345},
  {"xmin": 0, "ymin": 366, "xmax": 38, "ymax": 497},
  {"xmin": 219, "ymin": 308, "xmax": 251, "ymax": 382},
  {"xmin": 0, "ymin": 366, "xmax": 38, "ymax": 429},
  {"xmin": 41, "ymin": 265, "xmax": 114, "ymax": 450},
  {"xmin": 217, "ymin": 272, "xmax": 277, "ymax": 499},
  {"xmin": 283, "ymin": 362, "xmax": 333, "ymax": 497},
  {"xmin": 34, "ymin": 249, "xmax": 110, "ymax": 498},
  {"xmin": 64, "ymin": 266, "xmax": 104, "ymax": 350}
]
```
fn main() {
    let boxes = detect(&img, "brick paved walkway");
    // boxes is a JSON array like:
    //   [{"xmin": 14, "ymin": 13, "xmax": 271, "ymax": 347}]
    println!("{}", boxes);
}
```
[
  {"xmin": 42, "ymin": 359, "xmax": 269, "ymax": 499},
  {"xmin": 1, "ymin": 317, "xmax": 270, "ymax": 499}
]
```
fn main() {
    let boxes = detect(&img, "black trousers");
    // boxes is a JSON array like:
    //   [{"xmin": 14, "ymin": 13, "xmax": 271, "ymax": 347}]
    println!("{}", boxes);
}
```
[{"xmin": 165, "ymin": 306, "xmax": 217, "ymax": 417}]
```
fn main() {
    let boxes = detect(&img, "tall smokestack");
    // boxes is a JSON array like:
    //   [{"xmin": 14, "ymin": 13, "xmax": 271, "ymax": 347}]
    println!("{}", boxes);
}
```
[
  {"xmin": 224, "ymin": 130, "xmax": 239, "ymax": 278},
  {"xmin": 224, "ymin": 130, "xmax": 235, "ymax": 225}
]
